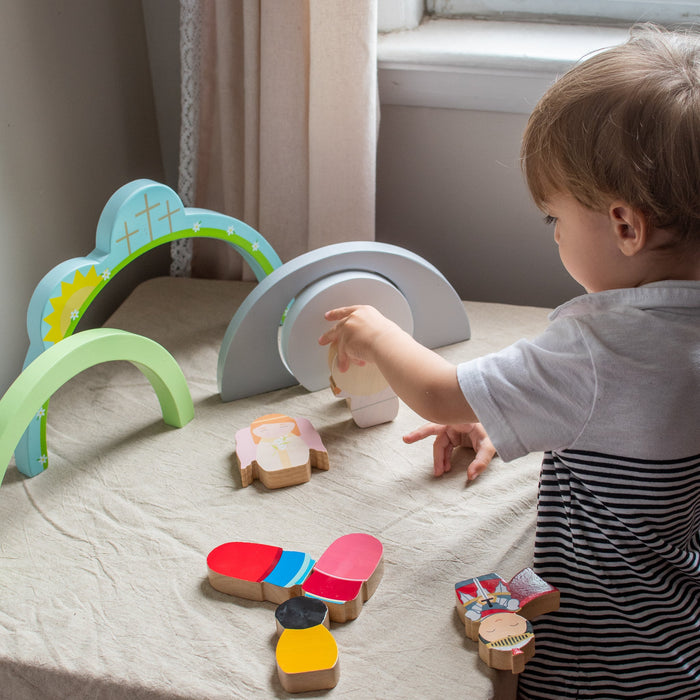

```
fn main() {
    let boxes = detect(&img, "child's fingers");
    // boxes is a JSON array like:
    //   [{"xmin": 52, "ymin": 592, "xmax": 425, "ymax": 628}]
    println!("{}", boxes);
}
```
[
  {"xmin": 402, "ymin": 424, "xmax": 452, "ymax": 475},
  {"xmin": 465, "ymin": 440, "xmax": 496, "ymax": 481},
  {"xmin": 319, "ymin": 307, "xmax": 358, "ymax": 346},
  {"xmin": 334, "ymin": 350, "xmax": 351, "ymax": 373},
  {"xmin": 318, "ymin": 328, "xmax": 335, "ymax": 346},
  {"xmin": 433, "ymin": 431, "xmax": 454, "ymax": 476},
  {"xmin": 323, "ymin": 306, "xmax": 359, "ymax": 322},
  {"xmin": 402, "ymin": 423, "xmax": 442, "ymax": 444}
]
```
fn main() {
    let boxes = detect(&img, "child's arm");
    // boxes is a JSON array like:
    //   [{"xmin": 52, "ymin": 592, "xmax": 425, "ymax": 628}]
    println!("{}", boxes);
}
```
[
  {"xmin": 319, "ymin": 305, "xmax": 478, "ymax": 426},
  {"xmin": 403, "ymin": 422, "xmax": 496, "ymax": 481}
]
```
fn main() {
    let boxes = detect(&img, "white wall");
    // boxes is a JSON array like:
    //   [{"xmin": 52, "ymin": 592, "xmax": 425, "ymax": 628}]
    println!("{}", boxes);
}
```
[
  {"xmin": 0, "ymin": 0, "xmax": 168, "ymax": 395},
  {"xmin": 376, "ymin": 104, "xmax": 583, "ymax": 308}
]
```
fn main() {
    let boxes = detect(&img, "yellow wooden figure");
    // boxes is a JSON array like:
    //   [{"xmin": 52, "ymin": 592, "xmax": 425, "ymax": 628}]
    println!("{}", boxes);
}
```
[{"xmin": 274, "ymin": 596, "xmax": 339, "ymax": 693}]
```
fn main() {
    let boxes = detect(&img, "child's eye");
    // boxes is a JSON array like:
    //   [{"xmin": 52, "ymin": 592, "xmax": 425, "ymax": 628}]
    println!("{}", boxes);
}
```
[{"xmin": 544, "ymin": 215, "xmax": 557, "ymax": 226}]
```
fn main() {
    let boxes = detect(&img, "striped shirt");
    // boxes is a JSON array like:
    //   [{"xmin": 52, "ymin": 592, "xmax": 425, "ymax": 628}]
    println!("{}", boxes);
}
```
[{"xmin": 457, "ymin": 281, "xmax": 700, "ymax": 698}]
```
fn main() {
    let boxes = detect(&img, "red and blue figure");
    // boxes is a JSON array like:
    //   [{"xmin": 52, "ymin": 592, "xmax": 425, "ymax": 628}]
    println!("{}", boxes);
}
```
[{"xmin": 207, "ymin": 533, "xmax": 383, "ymax": 623}]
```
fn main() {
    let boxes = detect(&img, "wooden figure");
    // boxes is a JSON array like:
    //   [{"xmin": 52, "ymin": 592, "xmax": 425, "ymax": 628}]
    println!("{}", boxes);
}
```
[
  {"xmin": 18, "ymin": 179, "xmax": 281, "ymax": 478},
  {"xmin": 301, "ymin": 532, "xmax": 384, "ymax": 623},
  {"xmin": 506, "ymin": 566, "xmax": 560, "ymax": 621},
  {"xmin": 279, "ymin": 270, "xmax": 413, "ymax": 393},
  {"xmin": 328, "ymin": 347, "xmax": 399, "ymax": 428},
  {"xmin": 454, "ymin": 568, "xmax": 559, "ymax": 675},
  {"xmin": 218, "ymin": 241, "xmax": 471, "ymax": 402},
  {"xmin": 477, "ymin": 612, "xmax": 535, "ymax": 674},
  {"xmin": 234, "ymin": 414, "xmax": 329, "ymax": 489},
  {"xmin": 455, "ymin": 573, "xmax": 522, "ymax": 642},
  {"xmin": 274, "ymin": 597, "xmax": 339, "ymax": 693},
  {"xmin": 207, "ymin": 542, "xmax": 314, "ymax": 605},
  {"xmin": 206, "ymin": 533, "xmax": 383, "ymax": 622},
  {"xmin": 0, "ymin": 328, "xmax": 194, "ymax": 488}
]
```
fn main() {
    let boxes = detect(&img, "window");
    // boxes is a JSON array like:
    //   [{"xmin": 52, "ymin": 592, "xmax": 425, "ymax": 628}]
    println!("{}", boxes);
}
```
[
  {"xmin": 427, "ymin": 0, "xmax": 700, "ymax": 26},
  {"xmin": 377, "ymin": 0, "xmax": 699, "ymax": 114}
]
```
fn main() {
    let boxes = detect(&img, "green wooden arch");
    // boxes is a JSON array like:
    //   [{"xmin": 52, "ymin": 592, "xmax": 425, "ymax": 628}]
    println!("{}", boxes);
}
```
[{"xmin": 1, "ymin": 328, "xmax": 194, "ymax": 486}]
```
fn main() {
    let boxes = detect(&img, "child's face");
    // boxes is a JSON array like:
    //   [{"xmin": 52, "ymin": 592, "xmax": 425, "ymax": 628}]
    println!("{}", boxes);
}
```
[{"xmin": 544, "ymin": 193, "xmax": 626, "ymax": 293}]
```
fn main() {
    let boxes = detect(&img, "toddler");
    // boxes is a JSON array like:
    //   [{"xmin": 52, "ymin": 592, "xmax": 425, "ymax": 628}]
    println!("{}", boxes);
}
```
[{"xmin": 320, "ymin": 25, "xmax": 700, "ymax": 699}]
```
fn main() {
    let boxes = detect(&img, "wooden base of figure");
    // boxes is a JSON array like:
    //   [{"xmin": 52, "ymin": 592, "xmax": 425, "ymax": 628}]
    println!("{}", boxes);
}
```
[
  {"xmin": 207, "ymin": 533, "xmax": 383, "ymax": 623},
  {"xmin": 275, "ymin": 597, "xmax": 340, "ymax": 693}
]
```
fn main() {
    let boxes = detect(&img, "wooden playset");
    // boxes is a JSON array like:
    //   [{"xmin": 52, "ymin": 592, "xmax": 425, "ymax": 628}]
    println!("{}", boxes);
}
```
[
  {"xmin": 234, "ymin": 414, "xmax": 329, "ymax": 488},
  {"xmin": 217, "ymin": 241, "xmax": 470, "ymax": 402},
  {"xmin": 0, "ymin": 328, "xmax": 193, "ymax": 487},
  {"xmin": 455, "ymin": 568, "xmax": 560, "ymax": 674},
  {"xmin": 207, "ymin": 533, "xmax": 384, "ymax": 623},
  {"xmin": 274, "ymin": 596, "xmax": 339, "ymax": 693},
  {"xmin": 0, "ymin": 179, "xmax": 558, "ymax": 697},
  {"xmin": 13, "ymin": 179, "xmax": 281, "ymax": 480},
  {"xmin": 6, "ymin": 178, "xmax": 471, "ymax": 484}
]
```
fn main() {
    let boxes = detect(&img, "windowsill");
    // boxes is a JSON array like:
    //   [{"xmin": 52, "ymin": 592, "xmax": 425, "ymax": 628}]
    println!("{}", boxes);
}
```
[{"xmin": 377, "ymin": 18, "xmax": 630, "ymax": 114}]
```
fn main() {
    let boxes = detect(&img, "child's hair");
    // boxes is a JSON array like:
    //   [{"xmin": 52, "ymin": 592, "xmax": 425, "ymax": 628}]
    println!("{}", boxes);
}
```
[{"xmin": 521, "ymin": 24, "xmax": 700, "ymax": 245}]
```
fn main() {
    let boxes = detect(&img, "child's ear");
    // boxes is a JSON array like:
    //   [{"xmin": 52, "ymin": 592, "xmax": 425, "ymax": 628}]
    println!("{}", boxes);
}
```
[{"xmin": 609, "ymin": 202, "xmax": 648, "ymax": 256}]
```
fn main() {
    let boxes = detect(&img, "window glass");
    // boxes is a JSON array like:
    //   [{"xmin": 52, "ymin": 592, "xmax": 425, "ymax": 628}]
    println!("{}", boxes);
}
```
[{"xmin": 427, "ymin": 0, "xmax": 700, "ymax": 25}]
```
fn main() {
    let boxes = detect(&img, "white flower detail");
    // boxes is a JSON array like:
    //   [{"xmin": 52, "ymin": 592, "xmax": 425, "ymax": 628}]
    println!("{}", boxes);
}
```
[
  {"xmin": 38, "ymin": 454, "xmax": 48, "ymax": 465},
  {"xmin": 251, "ymin": 241, "xmax": 260, "ymax": 252},
  {"xmin": 192, "ymin": 221, "xmax": 201, "ymax": 232},
  {"xmin": 227, "ymin": 225, "xmax": 235, "ymax": 236},
  {"xmin": 70, "ymin": 309, "xmax": 80, "ymax": 320},
  {"xmin": 36, "ymin": 407, "xmax": 46, "ymax": 419},
  {"xmin": 101, "ymin": 269, "xmax": 111, "ymax": 280}
]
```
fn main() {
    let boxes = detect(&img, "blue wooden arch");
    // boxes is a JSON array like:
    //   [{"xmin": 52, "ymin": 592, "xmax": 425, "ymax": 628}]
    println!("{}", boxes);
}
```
[{"xmin": 16, "ymin": 180, "xmax": 281, "ymax": 477}]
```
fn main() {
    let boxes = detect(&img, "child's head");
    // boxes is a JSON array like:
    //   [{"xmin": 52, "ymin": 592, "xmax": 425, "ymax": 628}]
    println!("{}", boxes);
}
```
[{"xmin": 521, "ymin": 24, "xmax": 700, "ymax": 249}]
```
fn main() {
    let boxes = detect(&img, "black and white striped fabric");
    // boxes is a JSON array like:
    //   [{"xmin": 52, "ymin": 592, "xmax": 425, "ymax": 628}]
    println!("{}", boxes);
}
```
[{"xmin": 518, "ymin": 449, "xmax": 700, "ymax": 699}]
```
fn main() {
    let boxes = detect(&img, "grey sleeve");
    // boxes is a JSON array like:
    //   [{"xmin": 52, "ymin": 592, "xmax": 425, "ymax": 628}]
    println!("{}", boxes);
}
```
[{"xmin": 456, "ymin": 319, "xmax": 596, "ymax": 462}]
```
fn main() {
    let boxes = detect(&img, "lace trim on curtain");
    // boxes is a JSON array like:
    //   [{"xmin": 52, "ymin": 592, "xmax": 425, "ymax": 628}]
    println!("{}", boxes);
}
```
[{"xmin": 170, "ymin": 0, "xmax": 202, "ymax": 277}]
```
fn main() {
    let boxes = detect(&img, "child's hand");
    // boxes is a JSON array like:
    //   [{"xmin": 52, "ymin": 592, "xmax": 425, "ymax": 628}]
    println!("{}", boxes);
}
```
[
  {"xmin": 403, "ymin": 422, "xmax": 495, "ymax": 482},
  {"xmin": 319, "ymin": 305, "xmax": 402, "ymax": 373},
  {"xmin": 319, "ymin": 306, "xmax": 478, "ymax": 427}
]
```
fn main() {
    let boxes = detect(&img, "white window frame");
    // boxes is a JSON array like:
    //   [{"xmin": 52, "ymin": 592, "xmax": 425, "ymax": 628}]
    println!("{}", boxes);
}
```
[
  {"xmin": 377, "ymin": 0, "xmax": 699, "ymax": 115},
  {"xmin": 427, "ymin": 1, "xmax": 700, "ymax": 26}
]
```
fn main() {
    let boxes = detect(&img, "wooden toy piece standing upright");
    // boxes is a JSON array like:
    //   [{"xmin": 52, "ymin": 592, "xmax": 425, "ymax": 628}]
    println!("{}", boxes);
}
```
[
  {"xmin": 328, "ymin": 346, "xmax": 399, "ymax": 428},
  {"xmin": 234, "ymin": 413, "xmax": 329, "ymax": 489},
  {"xmin": 274, "ymin": 596, "xmax": 340, "ymax": 693}
]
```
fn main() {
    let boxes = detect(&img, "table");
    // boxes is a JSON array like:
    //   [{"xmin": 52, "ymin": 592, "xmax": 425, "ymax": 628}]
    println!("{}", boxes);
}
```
[{"xmin": 0, "ymin": 277, "xmax": 551, "ymax": 699}]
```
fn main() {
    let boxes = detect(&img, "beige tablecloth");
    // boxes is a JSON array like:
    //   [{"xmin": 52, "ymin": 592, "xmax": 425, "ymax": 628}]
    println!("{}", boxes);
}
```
[{"xmin": 0, "ymin": 277, "xmax": 552, "ymax": 699}]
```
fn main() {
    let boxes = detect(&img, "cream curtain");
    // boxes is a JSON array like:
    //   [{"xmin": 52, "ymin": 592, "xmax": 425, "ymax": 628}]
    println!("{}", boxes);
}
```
[{"xmin": 175, "ymin": 0, "xmax": 378, "ymax": 279}]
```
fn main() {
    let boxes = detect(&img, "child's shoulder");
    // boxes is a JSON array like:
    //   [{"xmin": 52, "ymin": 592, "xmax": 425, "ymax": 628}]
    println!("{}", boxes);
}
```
[{"xmin": 550, "ymin": 281, "xmax": 700, "ymax": 323}]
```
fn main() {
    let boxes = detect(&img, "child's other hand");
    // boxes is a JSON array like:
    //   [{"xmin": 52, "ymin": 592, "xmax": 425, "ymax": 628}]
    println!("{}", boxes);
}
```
[
  {"xmin": 403, "ymin": 422, "xmax": 495, "ymax": 482},
  {"xmin": 319, "ymin": 305, "xmax": 401, "ymax": 373}
]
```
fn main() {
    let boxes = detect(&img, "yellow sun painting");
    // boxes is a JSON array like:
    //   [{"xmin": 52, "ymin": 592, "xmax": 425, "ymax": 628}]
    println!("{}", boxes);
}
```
[{"xmin": 43, "ymin": 266, "xmax": 103, "ymax": 343}]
